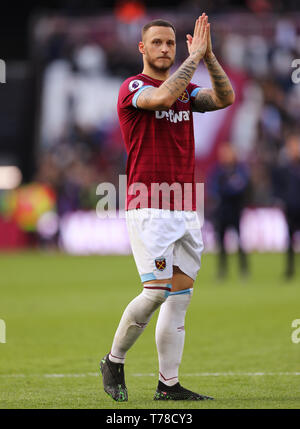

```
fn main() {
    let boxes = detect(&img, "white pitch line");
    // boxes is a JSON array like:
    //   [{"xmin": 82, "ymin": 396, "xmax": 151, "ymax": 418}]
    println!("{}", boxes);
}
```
[
  {"xmin": 0, "ymin": 372, "xmax": 300, "ymax": 378},
  {"xmin": 132, "ymin": 372, "xmax": 300, "ymax": 377}
]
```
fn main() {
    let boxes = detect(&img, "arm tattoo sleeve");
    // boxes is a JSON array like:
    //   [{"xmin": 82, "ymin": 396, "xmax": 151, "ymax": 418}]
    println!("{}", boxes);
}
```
[
  {"xmin": 162, "ymin": 57, "xmax": 198, "ymax": 98},
  {"xmin": 193, "ymin": 54, "xmax": 235, "ymax": 113},
  {"xmin": 137, "ymin": 56, "xmax": 199, "ymax": 110},
  {"xmin": 137, "ymin": 87, "xmax": 157, "ymax": 108},
  {"xmin": 193, "ymin": 89, "xmax": 219, "ymax": 113}
]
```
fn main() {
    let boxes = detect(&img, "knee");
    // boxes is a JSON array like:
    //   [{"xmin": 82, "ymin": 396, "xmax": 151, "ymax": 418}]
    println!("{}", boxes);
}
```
[{"xmin": 142, "ymin": 283, "xmax": 172, "ymax": 305}]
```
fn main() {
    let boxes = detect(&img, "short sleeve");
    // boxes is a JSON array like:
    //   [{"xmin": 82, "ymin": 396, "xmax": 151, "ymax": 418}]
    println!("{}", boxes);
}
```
[
  {"xmin": 118, "ymin": 78, "xmax": 154, "ymax": 109},
  {"xmin": 188, "ymin": 83, "xmax": 201, "ymax": 99},
  {"xmin": 188, "ymin": 82, "xmax": 205, "ymax": 113}
]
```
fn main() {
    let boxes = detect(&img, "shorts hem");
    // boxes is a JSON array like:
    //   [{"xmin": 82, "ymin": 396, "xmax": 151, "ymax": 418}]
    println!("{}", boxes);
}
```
[
  {"xmin": 140, "ymin": 272, "xmax": 173, "ymax": 282},
  {"xmin": 140, "ymin": 273, "xmax": 157, "ymax": 282}
]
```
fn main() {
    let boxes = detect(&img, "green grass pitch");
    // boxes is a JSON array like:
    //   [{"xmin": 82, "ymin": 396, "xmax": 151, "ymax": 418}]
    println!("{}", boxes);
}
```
[{"xmin": 0, "ymin": 251, "xmax": 299, "ymax": 409}]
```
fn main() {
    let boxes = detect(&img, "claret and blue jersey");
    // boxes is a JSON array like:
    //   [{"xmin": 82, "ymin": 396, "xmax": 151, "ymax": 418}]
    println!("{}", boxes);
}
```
[{"xmin": 117, "ymin": 73, "xmax": 201, "ymax": 211}]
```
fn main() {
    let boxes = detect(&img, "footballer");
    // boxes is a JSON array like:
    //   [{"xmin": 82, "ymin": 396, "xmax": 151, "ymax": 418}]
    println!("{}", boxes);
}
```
[{"xmin": 100, "ymin": 13, "xmax": 235, "ymax": 401}]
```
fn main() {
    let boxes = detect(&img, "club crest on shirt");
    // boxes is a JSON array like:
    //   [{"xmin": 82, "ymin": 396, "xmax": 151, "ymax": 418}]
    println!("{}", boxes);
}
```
[
  {"xmin": 177, "ymin": 89, "xmax": 190, "ymax": 103},
  {"xmin": 155, "ymin": 257, "xmax": 166, "ymax": 271},
  {"xmin": 129, "ymin": 79, "xmax": 144, "ymax": 92}
]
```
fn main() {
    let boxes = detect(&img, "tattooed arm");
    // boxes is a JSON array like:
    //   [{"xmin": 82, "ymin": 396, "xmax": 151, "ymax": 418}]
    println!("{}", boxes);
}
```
[
  {"xmin": 192, "ymin": 54, "xmax": 235, "ymax": 113},
  {"xmin": 187, "ymin": 17, "xmax": 235, "ymax": 113},
  {"xmin": 136, "ymin": 14, "xmax": 209, "ymax": 111},
  {"xmin": 137, "ymin": 57, "xmax": 199, "ymax": 110}
]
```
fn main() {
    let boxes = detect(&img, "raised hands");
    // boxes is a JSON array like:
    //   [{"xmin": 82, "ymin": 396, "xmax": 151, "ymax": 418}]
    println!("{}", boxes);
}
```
[
  {"xmin": 136, "ymin": 11, "xmax": 233, "ymax": 112},
  {"xmin": 186, "ymin": 13, "xmax": 211, "ymax": 62}
]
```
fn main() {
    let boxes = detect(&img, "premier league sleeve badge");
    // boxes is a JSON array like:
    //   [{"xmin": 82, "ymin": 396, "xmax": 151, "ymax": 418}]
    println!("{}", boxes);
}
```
[{"xmin": 128, "ymin": 79, "xmax": 144, "ymax": 92}]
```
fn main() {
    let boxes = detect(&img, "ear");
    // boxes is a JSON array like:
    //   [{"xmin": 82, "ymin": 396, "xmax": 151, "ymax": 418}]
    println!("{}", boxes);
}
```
[{"xmin": 138, "ymin": 41, "xmax": 145, "ymax": 54}]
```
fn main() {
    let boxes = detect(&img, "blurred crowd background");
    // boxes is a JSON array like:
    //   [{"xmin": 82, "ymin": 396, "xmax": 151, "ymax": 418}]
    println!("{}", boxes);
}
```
[{"xmin": 0, "ymin": 0, "xmax": 300, "ymax": 276}]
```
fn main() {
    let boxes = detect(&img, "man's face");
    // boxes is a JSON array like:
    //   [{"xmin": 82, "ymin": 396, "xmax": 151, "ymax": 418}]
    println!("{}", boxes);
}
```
[{"xmin": 139, "ymin": 26, "xmax": 176, "ymax": 73}]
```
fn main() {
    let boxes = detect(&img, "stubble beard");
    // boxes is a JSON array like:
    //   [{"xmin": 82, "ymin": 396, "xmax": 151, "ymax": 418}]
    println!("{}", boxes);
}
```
[{"xmin": 146, "ymin": 56, "xmax": 175, "ymax": 74}]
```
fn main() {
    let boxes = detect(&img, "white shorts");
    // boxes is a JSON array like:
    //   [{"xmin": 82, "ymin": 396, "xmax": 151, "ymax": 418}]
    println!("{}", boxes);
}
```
[{"xmin": 125, "ymin": 209, "xmax": 204, "ymax": 282}]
